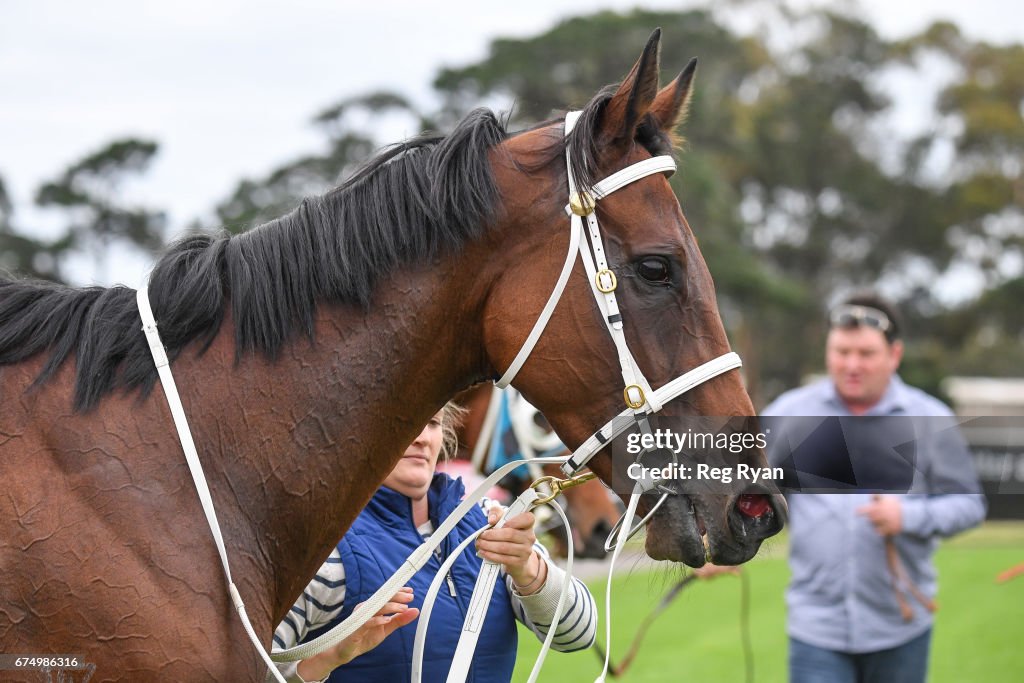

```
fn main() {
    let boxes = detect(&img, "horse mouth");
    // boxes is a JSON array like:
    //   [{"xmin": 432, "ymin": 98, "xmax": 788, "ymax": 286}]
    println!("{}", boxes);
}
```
[
  {"xmin": 644, "ymin": 492, "xmax": 785, "ymax": 567},
  {"xmin": 675, "ymin": 496, "xmax": 714, "ymax": 567}
]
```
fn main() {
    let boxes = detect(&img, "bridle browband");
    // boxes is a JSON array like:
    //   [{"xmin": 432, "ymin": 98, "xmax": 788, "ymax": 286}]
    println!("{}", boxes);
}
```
[{"xmin": 135, "ymin": 110, "xmax": 745, "ymax": 683}]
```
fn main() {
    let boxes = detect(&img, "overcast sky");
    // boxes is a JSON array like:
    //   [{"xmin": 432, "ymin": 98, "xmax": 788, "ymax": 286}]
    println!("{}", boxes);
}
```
[{"xmin": 1, "ymin": 0, "xmax": 1019, "ymax": 286}]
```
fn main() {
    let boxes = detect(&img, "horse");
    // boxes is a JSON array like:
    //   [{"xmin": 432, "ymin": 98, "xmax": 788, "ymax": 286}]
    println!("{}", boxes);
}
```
[
  {"xmin": 449, "ymin": 383, "xmax": 621, "ymax": 559},
  {"xmin": 0, "ymin": 30, "xmax": 784, "ymax": 680}
]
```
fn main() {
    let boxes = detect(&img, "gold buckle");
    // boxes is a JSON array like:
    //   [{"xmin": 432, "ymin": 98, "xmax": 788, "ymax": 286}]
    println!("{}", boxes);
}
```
[
  {"xmin": 595, "ymin": 268, "xmax": 617, "ymax": 293},
  {"xmin": 624, "ymin": 384, "xmax": 646, "ymax": 409},
  {"xmin": 569, "ymin": 191, "xmax": 596, "ymax": 216},
  {"xmin": 531, "ymin": 472, "xmax": 598, "ymax": 505}
]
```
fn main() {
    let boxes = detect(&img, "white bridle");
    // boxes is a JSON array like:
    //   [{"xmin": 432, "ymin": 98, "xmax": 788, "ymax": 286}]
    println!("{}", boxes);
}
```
[
  {"xmin": 491, "ymin": 111, "xmax": 743, "ymax": 682},
  {"xmin": 497, "ymin": 110, "xmax": 741, "ymax": 477},
  {"xmin": 135, "ymin": 110, "xmax": 743, "ymax": 683}
]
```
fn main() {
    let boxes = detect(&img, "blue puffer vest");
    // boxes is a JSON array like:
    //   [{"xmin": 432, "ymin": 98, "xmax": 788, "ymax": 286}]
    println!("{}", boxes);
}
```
[{"xmin": 305, "ymin": 473, "xmax": 518, "ymax": 682}]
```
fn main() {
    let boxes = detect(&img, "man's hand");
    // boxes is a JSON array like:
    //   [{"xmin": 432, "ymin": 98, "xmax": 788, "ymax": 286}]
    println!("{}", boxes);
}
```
[
  {"xmin": 477, "ymin": 506, "xmax": 546, "ymax": 594},
  {"xmin": 296, "ymin": 587, "xmax": 419, "ymax": 681},
  {"xmin": 694, "ymin": 563, "xmax": 740, "ymax": 580},
  {"xmin": 856, "ymin": 495, "xmax": 903, "ymax": 536}
]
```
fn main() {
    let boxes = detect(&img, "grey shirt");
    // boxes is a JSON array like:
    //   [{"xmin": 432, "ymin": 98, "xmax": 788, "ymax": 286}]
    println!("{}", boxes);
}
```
[{"xmin": 762, "ymin": 376, "xmax": 986, "ymax": 653}]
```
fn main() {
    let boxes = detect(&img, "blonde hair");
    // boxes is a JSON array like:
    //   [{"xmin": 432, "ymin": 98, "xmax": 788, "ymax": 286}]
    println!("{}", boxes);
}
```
[{"xmin": 439, "ymin": 401, "xmax": 467, "ymax": 461}]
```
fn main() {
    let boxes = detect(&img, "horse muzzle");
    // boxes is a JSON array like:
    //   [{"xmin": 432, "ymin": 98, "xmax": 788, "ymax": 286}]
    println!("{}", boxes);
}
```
[{"xmin": 643, "ymin": 489, "xmax": 786, "ymax": 567}]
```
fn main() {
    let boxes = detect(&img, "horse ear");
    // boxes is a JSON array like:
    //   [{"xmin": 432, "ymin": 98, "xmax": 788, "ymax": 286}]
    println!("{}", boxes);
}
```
[
  {"xmin": 599, "ymin": 28, "xmax": 662, "ymax": 144},
  {"xmin": 650, "ymin": 57, "xmax": 697, "ymax": 133}
]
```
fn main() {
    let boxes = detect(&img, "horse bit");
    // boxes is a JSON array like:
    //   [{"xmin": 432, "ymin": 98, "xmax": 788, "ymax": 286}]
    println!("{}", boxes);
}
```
[{"xmin": 136, "ymin": 110, "xmax": 743, "ymax": 682}]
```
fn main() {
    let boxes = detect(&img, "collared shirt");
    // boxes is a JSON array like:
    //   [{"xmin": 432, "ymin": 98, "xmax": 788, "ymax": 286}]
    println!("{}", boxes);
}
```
[{"xmin": 762, "ymin": 375, "xmax": 986, "ymax": 653}]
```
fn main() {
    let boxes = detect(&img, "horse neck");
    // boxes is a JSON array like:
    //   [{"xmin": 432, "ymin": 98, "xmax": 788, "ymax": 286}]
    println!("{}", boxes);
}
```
[
  {"xmin": 184, "ymin": 130, "xmax": 555, "ymax": 630},
  {"xmin": 179, "ymin": 256, "xmax": 492, "ymax": 628}
]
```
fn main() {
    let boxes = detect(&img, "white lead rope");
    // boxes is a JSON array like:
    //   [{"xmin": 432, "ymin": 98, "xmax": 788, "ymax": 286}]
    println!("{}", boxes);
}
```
[
  {"xmin": 445, "ymin": 490, "xmax": 539, "ymax": 683},
  {"xmin": 269, "ymin": 455, "xmax": 574, "ymax": 663},
  {"xmin": 137, "ymin": 291, "xmax": 582, "ymax": 680},
  {"xmin": 137, "ymin": 286, "xmax": 289, "ymax": 683},
  {"xmin": 410, "ymin": 489, "xmax": 576, "ymax": 683}
]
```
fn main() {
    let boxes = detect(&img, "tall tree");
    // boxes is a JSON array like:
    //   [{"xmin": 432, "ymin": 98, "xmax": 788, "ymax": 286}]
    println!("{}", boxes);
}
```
[
  {"xmin": 214, "ymin": 92, "xmax": 430, "ymax": 232},
  {"xmin": 35, "ymin": 138, "xmax": 165, "ymax": 283},
  {"xmin": 0, "ymin": 174, "xmax": 72, "ymax": 282}
]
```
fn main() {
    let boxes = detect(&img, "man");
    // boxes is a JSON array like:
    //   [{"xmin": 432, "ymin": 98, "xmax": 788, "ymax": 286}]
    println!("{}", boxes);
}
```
[{"xmin": 761, "ymin": 293, "xmax": 986, "ymax": 683}]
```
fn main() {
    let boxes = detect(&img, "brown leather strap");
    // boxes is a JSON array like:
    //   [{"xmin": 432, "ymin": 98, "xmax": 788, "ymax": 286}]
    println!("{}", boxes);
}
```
[
  {"xmin": 997, "ymin": 562, "xmax": 1024, "ymax": 583},
  {"xmin": 591, "ymin": 574, "xmax": 698, "ymax": 677},
  {"xmin": 884, "ymin": 535, "xmax": 938, "ymax": 622}
]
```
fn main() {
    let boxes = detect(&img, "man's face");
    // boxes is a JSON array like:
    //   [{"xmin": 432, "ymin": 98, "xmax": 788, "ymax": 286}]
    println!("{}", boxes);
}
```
[{"xmin": 825, "ymin": 326, "xmax": 903, "ymax": 410}]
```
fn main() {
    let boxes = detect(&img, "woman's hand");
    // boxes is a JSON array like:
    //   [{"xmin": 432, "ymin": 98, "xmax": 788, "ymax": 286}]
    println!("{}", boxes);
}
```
[
  {"xmin": 296, "ymin": 587, "xmax": 419, "ymax": 681},
  {"xmin": 477, "ymin": 506, "xmax": 546, "ymax": 595}
]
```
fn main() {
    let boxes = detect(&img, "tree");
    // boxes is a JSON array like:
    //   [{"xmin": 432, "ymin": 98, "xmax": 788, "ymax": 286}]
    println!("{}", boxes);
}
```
[
  {"xmin": 35, "ymin": 138, "xmax": 166, "ymax": 283},
  {"xmin": 214, "ymin": 92, "xmax": 431, "ymax": 232},
  {"xmin": 0, "ymin": 174, "xmax": 73, "ymax": 282}
]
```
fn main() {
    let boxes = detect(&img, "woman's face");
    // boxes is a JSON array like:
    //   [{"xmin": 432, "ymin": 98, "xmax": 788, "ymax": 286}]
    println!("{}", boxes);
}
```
[{"xmin": 381, "ymin": 409, "xmax": 445, "ymax": 500}]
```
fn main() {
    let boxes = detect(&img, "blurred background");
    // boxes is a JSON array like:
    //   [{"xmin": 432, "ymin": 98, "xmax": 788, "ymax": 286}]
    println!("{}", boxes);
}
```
[
  {"xmin": 3, "ymin": 0, "xmax": 1021, "ymax": 407},
  {"xmin": 3, "ymin": 2, "xmax": 1022, "ymax": 679}
]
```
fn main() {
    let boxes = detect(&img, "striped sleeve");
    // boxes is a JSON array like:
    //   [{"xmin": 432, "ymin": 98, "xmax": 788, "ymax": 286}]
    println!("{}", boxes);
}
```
[
  {"xmin": 267, "ymin": 546, "xmax": 347, "ymax": 682},
  {"xmin": 477, "ymin": 498, "xmax": 596, "ymax": 652},
  {"xmin": 507, "ymin": 543, "xmax": 597, "ymax": 652}
]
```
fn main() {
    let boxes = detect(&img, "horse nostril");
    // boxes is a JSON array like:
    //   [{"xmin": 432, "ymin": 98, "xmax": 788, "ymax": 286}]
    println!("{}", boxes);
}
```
[
  {"xmin": 592, "ymin": 519, "xmax": 613, "ymax": 538},
  {"xmin": 736, "ymin": 493, "xmax": 771, "ymax": 519}
]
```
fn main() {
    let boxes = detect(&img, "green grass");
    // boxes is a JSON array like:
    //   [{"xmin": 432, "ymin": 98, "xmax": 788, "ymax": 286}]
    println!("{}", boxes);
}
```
[{"xmin": 513, "ymin": 522, "xmax": 1024, "ymax": 682}]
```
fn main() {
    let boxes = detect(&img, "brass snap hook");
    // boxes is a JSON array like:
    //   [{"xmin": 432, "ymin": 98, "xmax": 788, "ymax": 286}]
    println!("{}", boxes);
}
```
[{"xmin": 530, "ymin": 472, "xmax": 598, "ymax": 506}]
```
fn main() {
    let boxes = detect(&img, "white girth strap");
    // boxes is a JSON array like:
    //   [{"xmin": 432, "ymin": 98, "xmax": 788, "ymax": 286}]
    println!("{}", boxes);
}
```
[{"xmin": 137, "ymin": 286, "xmax": 289, "ymax": 683}]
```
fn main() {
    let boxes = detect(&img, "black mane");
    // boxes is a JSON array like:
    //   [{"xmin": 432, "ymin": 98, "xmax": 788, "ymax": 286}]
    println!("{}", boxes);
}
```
[{"xmin": 0, "ymin": 89, "xmax": 660, "ymax": 412}]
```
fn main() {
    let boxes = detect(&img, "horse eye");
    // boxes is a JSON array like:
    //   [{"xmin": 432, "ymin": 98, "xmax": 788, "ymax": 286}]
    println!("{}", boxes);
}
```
[{"xmin": 636, "ymin": 257, "xmax": 671, "ymax": 284}]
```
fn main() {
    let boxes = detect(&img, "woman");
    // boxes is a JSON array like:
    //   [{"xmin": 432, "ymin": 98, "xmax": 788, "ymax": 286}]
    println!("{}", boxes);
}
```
[{"xmin": 271, "ymin": 403, "xmax": 597, "ymax": 682}]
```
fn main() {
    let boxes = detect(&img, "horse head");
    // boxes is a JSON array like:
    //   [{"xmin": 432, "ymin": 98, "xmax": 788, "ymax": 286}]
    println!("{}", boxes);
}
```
[{"xmin": 472, "ymin": 30, "xmax": 785, "ymax": 567}]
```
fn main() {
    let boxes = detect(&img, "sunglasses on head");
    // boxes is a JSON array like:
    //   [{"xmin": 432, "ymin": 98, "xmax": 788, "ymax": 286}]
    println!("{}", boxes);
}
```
[{"xmin": 829, "ymin": 304, "xmax": 892, "ymax": 333}]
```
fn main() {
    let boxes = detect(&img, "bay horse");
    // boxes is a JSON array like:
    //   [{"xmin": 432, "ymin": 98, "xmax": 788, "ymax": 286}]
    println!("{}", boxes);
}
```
[
  {"xmin": 0, "ymin": 30, "xmax": 783, "ymax": 680},
  {"xmin": 450, "ymin": 383, "xmax": 620, "ymax": 559}
]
